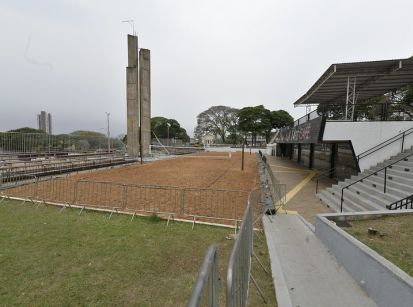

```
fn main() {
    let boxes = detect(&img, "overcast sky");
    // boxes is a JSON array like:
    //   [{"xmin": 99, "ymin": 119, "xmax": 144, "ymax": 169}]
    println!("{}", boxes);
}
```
[{"xmin": 1, "ymin": 0, "xmax": 412, "ymax": 137}]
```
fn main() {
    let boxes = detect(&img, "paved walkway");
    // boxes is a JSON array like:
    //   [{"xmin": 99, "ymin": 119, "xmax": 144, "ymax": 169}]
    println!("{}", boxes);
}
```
[
  {"xmin": 266, "ymin": 155, "xmax": 334, "ymax": 224},
  {"xmin": 263, "ymin": 156, "xmax": 377, "ymax": 306},
  {"xmin": 264, "ymin": 214, "xmax": 377, "ymax": 307}
]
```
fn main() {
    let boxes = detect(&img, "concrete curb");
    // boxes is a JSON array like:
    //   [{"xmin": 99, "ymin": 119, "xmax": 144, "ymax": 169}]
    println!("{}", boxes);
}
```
[
  {"xmin": 315, "ymin": 210, "xmax": 413, "ymax": 307},
  {"xmin": 263, "ymin": 215, "xmax": 293, "ymax": 307}
]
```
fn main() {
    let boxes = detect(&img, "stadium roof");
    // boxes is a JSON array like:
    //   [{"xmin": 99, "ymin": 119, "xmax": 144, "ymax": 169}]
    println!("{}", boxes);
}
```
[{"xmin": 294, "ymin": 57, "xmax": 413, "ymax": 106}]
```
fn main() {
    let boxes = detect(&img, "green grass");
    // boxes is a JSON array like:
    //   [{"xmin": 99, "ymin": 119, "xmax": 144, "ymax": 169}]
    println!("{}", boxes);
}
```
[
  {"xmin": 344, "ymin": 215, "xmax": 413, "ymax": 277},
  {"xmin": 0, "ymin": 199, "xmax": 275, "ymax": 306}
]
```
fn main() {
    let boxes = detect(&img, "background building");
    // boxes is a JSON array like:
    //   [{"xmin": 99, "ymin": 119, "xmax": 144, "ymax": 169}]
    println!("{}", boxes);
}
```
[{"xmin": 37, "ymin": 111, "xmax": 52, "ymax": 134}]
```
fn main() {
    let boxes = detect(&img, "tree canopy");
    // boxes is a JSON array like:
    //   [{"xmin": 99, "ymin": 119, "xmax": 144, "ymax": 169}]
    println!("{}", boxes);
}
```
[
  {"xmin": 7, "ymin": 127, "xmax": 45, "ymax": 134},
  {"xmin": 271, "ymin": 110, "xmax": 294, "ymax": 129},
  {"xmin": 151, "ymin": 117, "xmax": 189, "ymax": 142},
  {"xmin": 237, "ymin": 105, "xmax": 272, "ymax": 144},
  {"xmin": 194, "ymin": 105, "xmax": 239, "ymax": 143}
]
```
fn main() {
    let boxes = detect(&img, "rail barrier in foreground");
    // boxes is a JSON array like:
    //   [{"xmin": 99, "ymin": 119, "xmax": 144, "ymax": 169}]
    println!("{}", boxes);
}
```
[
  {"xmin": 187, "ymin": 245, "xmax": 220, "ymax": 307},
  {"xmin": 226, "ymin": 192, "xmax": 254, "ymax": 307},
  {"xmin": 188, "ymin": 189, "xmax": 267, "ymax": 307}
]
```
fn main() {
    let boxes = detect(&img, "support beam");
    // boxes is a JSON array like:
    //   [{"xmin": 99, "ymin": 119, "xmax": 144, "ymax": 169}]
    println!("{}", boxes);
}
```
[{"xmin": 309, "ymin": 143, "xmax": 315, "ymax": 169}]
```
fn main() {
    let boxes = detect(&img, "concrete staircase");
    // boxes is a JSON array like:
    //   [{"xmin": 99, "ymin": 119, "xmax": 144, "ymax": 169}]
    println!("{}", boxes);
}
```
[{"xmin": 317, "ymin": 147, "xmax": 413, "ymax": 212}]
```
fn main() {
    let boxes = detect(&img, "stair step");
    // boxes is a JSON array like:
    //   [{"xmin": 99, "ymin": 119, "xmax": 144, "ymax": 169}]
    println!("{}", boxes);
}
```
[
  {"xmin": 329, "ymin": 186, "xmax": 386, "ymax": 211},
  {"xmin": 316, "ymin": 146, "xmax": 413, "ymax": 212},
  {"xmin": 364, "ymin": 177, "xmax": 413, "ymax": 194}
]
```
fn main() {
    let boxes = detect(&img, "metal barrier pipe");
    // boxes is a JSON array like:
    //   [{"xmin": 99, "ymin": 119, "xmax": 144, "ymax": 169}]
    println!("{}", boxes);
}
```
[
  {"xmin": 187, "ymin": 245, "xmax": 220, "ymax": 307},
  {"xmin": 226, "ymin": 193, "xmax": 253, "ymax": 307}
]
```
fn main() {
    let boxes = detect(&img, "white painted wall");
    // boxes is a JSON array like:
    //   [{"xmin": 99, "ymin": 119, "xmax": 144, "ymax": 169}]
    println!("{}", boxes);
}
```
[{"xmin": 323, "ymin": 121, "xmax": 413, "ymax": 171}]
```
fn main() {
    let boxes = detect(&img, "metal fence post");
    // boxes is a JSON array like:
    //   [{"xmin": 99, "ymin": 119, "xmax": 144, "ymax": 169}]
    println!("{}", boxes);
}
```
[
  {"xmin": 180, "ymin": 189, "xmax": 185, "ymax": 215},
  {"xmin": 402, "ymin": 132, "xmax": 405, "ymax": 152},
  {"xmin": 123, "ymin": 185, "xmax": 128, "ymax": 209},
  {"xmin": 73, "ymin": 181, "xmax": 79, "ymax": 205}
]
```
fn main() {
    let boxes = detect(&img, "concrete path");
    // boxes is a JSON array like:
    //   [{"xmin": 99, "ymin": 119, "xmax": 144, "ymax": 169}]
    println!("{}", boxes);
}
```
[{"xmin": 264, "ymin": 214, "xmax": 378, "ymax": 307}]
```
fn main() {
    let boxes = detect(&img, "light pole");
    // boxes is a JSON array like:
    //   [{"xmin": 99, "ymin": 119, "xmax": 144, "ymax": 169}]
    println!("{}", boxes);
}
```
[
  {"xmin": 105, "ymin": 112, "xmax": 110, "ymax": 153},
  {"xmin": 166, "ymin": 122, "xmax": 171, "ymax": 146},
  {"xmin": 122, "ymin": 20, "xmax": 136, "ymax": 35}
]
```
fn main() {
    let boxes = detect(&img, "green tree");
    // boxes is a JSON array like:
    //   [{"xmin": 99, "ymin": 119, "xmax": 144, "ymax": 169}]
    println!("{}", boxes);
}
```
[
  {"xmin": 237, "ymin": 105, "xmax": 272, "ymax": 145},
  {"xmin": 194, "ymin": 106, "xmax": 239, "ymax": 143},
  {"xmin": 7, "ymin": 127, "xmax": 45, "ymax": 134},
  {"xmin": 271, "ymin": 110, "xmax": 294, "ymax": 129},
  {"xmin": 151, "ymin": 117, "xmax": 189, "ymax": 142}
]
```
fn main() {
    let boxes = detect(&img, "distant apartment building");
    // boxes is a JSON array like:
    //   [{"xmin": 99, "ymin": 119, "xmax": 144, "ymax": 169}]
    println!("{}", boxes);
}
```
[{"xmin": 37, "ymin": 111, "xmax": 52, "ymax": 134}]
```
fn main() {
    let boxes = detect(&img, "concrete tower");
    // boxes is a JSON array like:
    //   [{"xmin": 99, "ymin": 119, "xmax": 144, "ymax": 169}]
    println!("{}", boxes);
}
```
[
  {"xmin": 139, "ymin": 48, "xmax": 151, "ymax": 157},
  {"xmin": 126, "ymin": 35, "xmax": 140, "ymax": 157}
]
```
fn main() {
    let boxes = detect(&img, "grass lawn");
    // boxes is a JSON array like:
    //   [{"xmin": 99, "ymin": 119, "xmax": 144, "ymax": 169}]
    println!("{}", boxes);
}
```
[
  {"xmin": 0, "ymin": 199, "xmax": 275, "ymax": 306},
  {"xmin": 344, "ymin": 214, "xmax": 413, "ymax": 277}
]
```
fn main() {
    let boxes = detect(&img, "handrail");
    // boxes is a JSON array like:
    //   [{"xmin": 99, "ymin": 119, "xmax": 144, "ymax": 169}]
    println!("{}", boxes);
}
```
[
  {"xmin": 357, "ymin": 126, "xmax": 413, "ymax": 162},
  {"xmin": 340, "ymin": 151, "xmax": 413, "ymax": 212},
  {"xmin": 312, "ymin": 168, "xmax": 336, "ymax": 193},
  {"xmin": 386, "ymin": 194, "xmax": 413, "ymax": 210}
]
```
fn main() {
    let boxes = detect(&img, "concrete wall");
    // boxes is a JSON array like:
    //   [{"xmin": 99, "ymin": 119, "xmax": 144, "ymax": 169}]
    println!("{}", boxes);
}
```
[
  {"xmin": 139, "ymin": 49, "xmax": 151, "ymax": 157},
  {"xmin": 126, "ymin": 35, "xmax": 140, "ymax": 157},
  {"xmin": 323, "ymin": 121, "xmax": 413, "ymax": 171},
  {"xmin": 315, "ymin": 211, "xmax": 413, "ymax": 307}
]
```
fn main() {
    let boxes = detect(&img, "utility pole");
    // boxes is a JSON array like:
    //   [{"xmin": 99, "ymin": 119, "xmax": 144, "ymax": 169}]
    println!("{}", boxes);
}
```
[{"xmin": 105, "ymin": 112, "xmax": 110, "ymax": 153}]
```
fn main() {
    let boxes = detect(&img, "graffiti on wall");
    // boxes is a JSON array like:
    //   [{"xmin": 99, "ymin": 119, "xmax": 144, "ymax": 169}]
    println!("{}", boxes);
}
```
[{"xmin": 275, "ymin": 117, "xmax": 324, "ymax": 144}]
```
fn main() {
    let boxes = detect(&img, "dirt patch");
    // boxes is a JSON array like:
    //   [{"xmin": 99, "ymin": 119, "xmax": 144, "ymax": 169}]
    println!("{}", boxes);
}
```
[
  {"xmin": 5, "ymin": 152, "xmax": 260, "ymax": 225},
  {"xmin": 68, "ymin": 152, "xmax": 259, "ymax": 190}
]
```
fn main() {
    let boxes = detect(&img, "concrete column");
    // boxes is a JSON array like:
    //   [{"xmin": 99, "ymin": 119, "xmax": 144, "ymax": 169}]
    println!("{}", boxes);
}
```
[
  {"xmin": 139, "ymin": 48, "xmax": 151, "ymax": 157},
  {"xmin": 126, "ymin": 35, "xmax": 140, "ymax": 157},
  {"xmin": 309, "ymin": 143, "xmax": 315, "ymax": 169}
]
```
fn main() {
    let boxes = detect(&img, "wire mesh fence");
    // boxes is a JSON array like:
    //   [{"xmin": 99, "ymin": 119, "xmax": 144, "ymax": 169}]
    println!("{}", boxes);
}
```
[
  {"xmin": 0, "ymin": 154, "xmax": 131, "ymax": 182},
  {"xmin": 0, "ymin": 132, "xmax": 125, "ymax": 154},
  {"xmin": 0, "ymin": 178, "xmax": 251, "ymax": 225}
]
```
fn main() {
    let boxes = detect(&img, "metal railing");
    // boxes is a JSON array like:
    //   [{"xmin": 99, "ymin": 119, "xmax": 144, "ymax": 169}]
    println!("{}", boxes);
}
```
[
  {"xmin": 293, "ymin": 109, "xmax": 320, "ymax": 127},
  {"xmin": 312, "ymin": 168, "xmax": 336, "ymax": 193},
  {"xmin": 340, "ymin": 151, "xmax": 413, "ymax": 212},
  {"xmin": 226, "ymin": 193, "xmax": 254, "ymax": 307},
  {"xmin": 290, "ymin": 101, "xmax": 413, "ymax": 129},
  {"xmin": 316, "ymin": 102, "xmax": 413, "ymax": 122},
  {"xmin": 356, "ymin": 126, "xmax": 413, "ymax": 163},
  {"xmin": 0, "ymin": 155, "xmax": 130, "ymax": 180},
  {"xmin": 187, "ymin": 245, "xmax": 220, "ymax": 307},
  {"xmin": 386, "ymin": 194, "xmax": 413, "ymax": 210},
  {"xmin": 0, "ymin": 131, "xmax": 125, "ymax": 154},
  {"xmin": 259, "ymin": 151, "xmax": 286, "ymax": 211},
  {"xmin": 0, "ymin": 178, "xmax": 250, "ymax": 225},
  {"xmin": 151, "ymin": 145, "xmax": 205, "ymax": 155}
]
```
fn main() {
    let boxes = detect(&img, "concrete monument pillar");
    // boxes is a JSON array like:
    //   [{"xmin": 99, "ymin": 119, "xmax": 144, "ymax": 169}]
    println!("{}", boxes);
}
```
[
  {"xmin": 126, "ymin": 35, "xmax": 140, "ymax": 157},
  {"xmin": 139, "ymin": 49, "xmax": 151, "ymax": 157}
]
